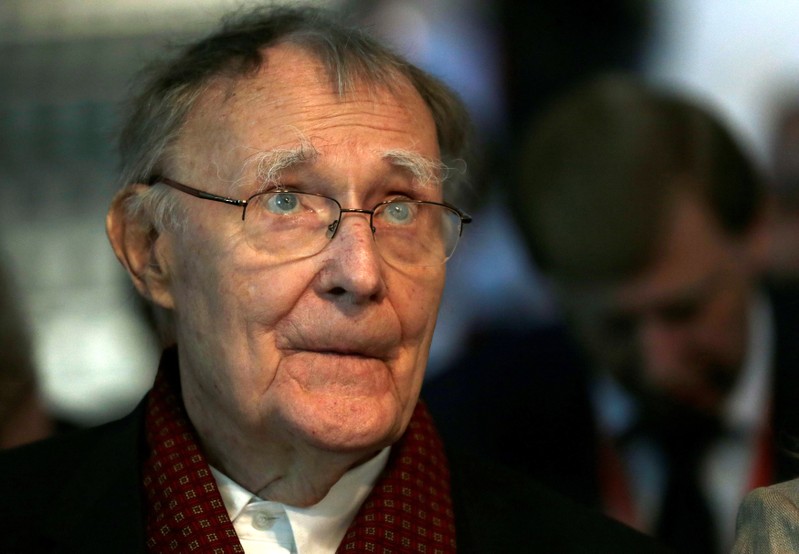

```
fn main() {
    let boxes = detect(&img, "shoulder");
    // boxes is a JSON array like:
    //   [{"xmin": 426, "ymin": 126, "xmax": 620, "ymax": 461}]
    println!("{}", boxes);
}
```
[
  {"xmin": 733, "ymin": 479, "xmax": 799, "ymax": 554},
  {"xmin": 448, "ymin": 451, "xmax": 673, "ymax": 553},
  {"xmin": 736, "ymin": 480, "xmax": 799, "ymax": 523},
  {"xmin": 423, "ymin": 324, "xmax": 602, "ymax": 505},
  {"xmin": 0, "ymin": 405, "xmax": 146, "ymax": 553},
  {"xmin": 0, "ymin": 406, "xmax": 143, "ymax": 489},
  {"xmin": 423, "ymin": 323, "xmax": 590, "ymax": 423}
]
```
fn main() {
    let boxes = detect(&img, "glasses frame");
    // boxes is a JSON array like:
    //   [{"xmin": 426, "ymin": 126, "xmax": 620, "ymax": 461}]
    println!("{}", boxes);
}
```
[{"xmin": 147, "ymin": 175, "xmax": 472, "ymax": 260}]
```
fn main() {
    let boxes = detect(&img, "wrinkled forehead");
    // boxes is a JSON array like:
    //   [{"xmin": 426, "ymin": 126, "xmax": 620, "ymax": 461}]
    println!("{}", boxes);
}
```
[{"xmin": 167, "ymin": 44, "xmax": 439, "ymax": 183}]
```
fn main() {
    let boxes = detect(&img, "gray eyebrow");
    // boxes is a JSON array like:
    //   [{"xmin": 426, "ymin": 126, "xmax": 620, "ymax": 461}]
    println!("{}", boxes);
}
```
[
  {"xmin": 382, "ymin": 149, "xmax": 446, "ymax": 189},
  {"xmin": 249, "ymin": 139, "xmax": 320, "ymax": 191},
  {"xmin": 241, "ymin": 143, "xmax": 445, "ymax": 192}
]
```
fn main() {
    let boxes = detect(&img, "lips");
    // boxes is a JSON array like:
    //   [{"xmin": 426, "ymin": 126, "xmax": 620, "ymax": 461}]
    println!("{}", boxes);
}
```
[
  {"xmin": 276, "ymin": 321, "xmax": 400, "ymax": 361},
  {"xmin": 302, "ymin": 348, "xmax": 378, "ymax": 358},
  {"xmin": 285, "ymin": 339, "xmax": 395, "ymax": 361}
]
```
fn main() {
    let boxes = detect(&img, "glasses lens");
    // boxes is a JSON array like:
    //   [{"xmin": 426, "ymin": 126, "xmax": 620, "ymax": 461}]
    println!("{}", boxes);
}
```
[
  {"xmin": 373, "ymin": 201, "xmax": 462, "ymax": 266},
  {"xmin": 244, "ymin": 191, "xmax": 338, "ymax": 260}
]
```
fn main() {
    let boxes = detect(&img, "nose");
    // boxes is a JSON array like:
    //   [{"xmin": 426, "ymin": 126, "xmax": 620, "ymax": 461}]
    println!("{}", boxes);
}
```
[{"xmin": 316, "ymin": 212, "xmax": 386, "ymax": 304}]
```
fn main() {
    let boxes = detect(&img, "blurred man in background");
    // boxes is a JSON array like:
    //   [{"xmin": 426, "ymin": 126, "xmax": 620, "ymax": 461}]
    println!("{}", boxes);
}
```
[{"xmin": 424, "ymin": 75, "xmax": 799, "ymax": 554}]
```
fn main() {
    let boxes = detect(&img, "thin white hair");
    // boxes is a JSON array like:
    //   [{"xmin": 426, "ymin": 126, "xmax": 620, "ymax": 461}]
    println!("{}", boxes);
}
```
[
  {"xmin": 250, "ymin": 138, "xmax": 319, "ymax": 192},
  {"xmin": 382, "ymin": 149, "xmax": 450, "ymax": 191}
]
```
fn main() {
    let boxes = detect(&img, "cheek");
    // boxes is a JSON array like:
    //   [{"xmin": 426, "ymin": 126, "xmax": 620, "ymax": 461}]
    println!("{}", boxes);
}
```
[
  {"xmin": 391, "ymin": 268, "xmax": 445, "ymax": 343},
  {"xmin": 226, "ymin": 259, "xmax": 325, "ymax": 344},
  {"xmin": 169, "ymin": 232, "xmax": 306, "ymax": 342}
]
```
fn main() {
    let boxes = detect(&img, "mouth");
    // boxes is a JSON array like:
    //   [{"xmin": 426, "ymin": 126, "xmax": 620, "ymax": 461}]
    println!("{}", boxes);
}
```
[
  {"xmin": 275, "ymin": 318, "xmax": 401, "ymax": 363},
  {"xmin": 289, "ymin": 346, "xmax": 389, "ymax": 361},
  {"xmin": 281, "ymin": 333, "xmax": 398, "ymax": 362}
]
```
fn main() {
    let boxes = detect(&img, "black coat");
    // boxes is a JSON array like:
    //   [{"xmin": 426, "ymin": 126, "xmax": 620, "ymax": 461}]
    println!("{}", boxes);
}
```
[{"xmin": 0, "ymin": 398, "xmax": 670, "ymax": 553}]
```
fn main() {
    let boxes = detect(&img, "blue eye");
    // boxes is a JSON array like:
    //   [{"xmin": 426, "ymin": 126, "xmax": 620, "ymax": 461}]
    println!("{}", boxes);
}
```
[
  {"xmin": 266, "ymin": 192, "xmax": 300, "ymax": 214},
  {"xmin": 383, "ymin": 202, "xmax": 413, "ymax": 224}
]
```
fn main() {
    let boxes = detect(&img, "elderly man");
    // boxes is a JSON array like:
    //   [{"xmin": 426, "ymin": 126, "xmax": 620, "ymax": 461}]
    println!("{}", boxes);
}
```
[
  {"xmin": 0, "ymin": 7, "xmax": 668, "ymax": 554},
  {"xmin": 424, "ymin": 75, "xmax": 799, "ymax": 554}
]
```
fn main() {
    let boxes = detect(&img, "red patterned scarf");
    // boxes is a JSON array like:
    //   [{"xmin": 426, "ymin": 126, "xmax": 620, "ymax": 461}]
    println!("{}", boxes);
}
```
[{"xmin": 142, "ymin": 351, "xmax": 457, "ymax": 553}]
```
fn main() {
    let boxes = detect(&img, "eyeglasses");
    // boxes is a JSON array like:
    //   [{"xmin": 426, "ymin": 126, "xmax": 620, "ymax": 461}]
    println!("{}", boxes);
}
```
[{"xmin": 148, "ymin": 176, "xmax": 471, "ymax": 267}]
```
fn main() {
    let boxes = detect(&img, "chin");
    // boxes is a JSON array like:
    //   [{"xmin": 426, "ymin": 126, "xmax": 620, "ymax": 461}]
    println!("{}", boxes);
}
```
[{"xmin": 287, "ymin": 393, "xmax": 407, "ymax": 454}]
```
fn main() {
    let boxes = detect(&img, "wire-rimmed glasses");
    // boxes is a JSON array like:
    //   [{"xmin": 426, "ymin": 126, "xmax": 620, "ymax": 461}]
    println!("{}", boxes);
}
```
[{"xmin": 148, "ymin": 176, "xmax": 471, "ymax": 267}]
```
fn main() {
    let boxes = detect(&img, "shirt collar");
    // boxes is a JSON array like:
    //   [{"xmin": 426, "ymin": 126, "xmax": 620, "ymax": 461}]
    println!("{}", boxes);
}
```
[{"xmin": 211, "ymin": 466, "xmax": 257, "ymax": 521}]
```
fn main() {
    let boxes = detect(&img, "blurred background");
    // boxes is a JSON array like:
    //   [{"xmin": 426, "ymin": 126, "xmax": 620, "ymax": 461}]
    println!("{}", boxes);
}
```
[{"xmin": 3, "ymin": 0, "xmax": 799, "ymax": 426}]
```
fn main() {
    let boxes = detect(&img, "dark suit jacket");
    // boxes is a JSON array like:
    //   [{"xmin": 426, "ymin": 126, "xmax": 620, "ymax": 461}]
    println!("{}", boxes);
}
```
[
  {"xmin": 0, "ymin": 398, "xmax": 670, "ymax": 553},
  {"xmin": 422, "ymin": 285, "xmax": 799, "ymax": 513}
]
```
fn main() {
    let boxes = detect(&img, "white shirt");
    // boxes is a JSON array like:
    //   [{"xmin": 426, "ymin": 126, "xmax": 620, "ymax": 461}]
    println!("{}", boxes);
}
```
[
  {"xmin": 592, "ymin": 293, "xmax": 773, "ymax": 552},
  {"xmin": 211, "ymin": 447, "xmax": 390, "ymax": 554}
]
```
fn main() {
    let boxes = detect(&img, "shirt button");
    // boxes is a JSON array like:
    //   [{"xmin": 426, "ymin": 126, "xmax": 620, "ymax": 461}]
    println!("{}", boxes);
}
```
[{"xmin": 252, "ymin": 511, "xmax": 276, "ymax": 531}]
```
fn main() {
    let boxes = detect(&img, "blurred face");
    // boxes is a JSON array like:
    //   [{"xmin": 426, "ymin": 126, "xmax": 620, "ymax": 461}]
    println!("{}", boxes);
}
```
[
  {"xmin": 561, "ymin": 192, "xmax": 761, "ymax": 415},
  {"xmin": 151, "ymin": 45, "xmax": 445, "ymax": 455}
]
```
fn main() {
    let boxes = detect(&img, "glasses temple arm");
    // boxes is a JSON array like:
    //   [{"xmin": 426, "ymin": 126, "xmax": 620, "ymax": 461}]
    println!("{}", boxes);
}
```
[{"xmin": 148, "ymin": 176, "xmax": 246, "ymax": 207}]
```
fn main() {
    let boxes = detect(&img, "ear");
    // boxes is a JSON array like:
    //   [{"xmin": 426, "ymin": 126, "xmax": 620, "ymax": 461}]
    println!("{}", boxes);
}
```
[{"xmin": 106, "ymin": 184, "xmax": 175, "ymax": 310}]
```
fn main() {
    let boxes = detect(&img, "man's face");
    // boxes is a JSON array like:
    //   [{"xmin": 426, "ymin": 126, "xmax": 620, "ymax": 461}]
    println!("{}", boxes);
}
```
[
  {"xmin": 149, "ymin": 45, "xmax": 445, "ymax": 456},
  {"xmin": 561, "ymin": 192, "xmax": 762, "ymax": 415}
]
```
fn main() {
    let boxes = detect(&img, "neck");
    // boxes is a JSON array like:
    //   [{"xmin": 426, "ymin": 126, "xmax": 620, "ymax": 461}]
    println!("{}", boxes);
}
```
[
  {"xmin": 187, "ymin": 402, "xmax": 380, "ymax": 507},
  {"xmin": 220, "ymin": 441, "xmax": 379, "ymax": 507}
]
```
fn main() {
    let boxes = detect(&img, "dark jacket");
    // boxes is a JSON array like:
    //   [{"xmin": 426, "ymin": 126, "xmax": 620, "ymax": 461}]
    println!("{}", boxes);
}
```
[{"xmin": 0, "ymin": 398, "xmax": 670, "ymax": 553}]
